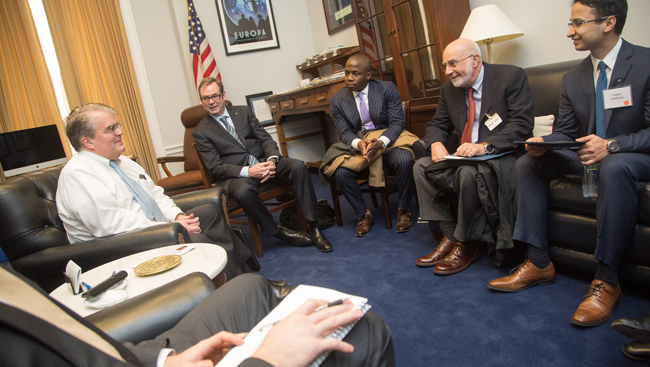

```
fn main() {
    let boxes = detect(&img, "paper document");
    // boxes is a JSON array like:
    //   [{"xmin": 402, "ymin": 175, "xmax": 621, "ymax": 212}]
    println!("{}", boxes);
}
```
[
  {"xmin": 216, "ymin": 285, "xmax": 370, "ymax": 367},
  {"xmin": 443, "ymin": 151, "xmax": 511, "ymax": 161}
]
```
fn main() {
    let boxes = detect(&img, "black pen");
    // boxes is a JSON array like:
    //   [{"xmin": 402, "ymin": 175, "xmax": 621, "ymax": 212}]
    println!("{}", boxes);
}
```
[{"xmin": 314, "ymin": 298, "xmax": 350, "ymax": 312}]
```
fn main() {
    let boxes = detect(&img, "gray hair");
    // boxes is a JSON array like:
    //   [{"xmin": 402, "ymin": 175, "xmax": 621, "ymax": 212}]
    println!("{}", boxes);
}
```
[{"xmin": 64, "ymin": 103, "xmax": 117, "ymax": 151}]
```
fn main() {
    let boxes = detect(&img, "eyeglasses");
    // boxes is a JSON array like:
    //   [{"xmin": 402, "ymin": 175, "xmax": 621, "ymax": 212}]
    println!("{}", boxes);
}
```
[
  {"xmin": 567, "ymin": 14, "xmax": 616, "ymax": 29},
  {"xmin": 440, "ymin": 54, "xmax": 474, "ymax": 71},
  {"xmin": 104, "ymin": 122, "xmax": 122, "ymax": 134},
  {"xmin": 201, "ymin": 93, "xmax": 223, "ymax": 103}
]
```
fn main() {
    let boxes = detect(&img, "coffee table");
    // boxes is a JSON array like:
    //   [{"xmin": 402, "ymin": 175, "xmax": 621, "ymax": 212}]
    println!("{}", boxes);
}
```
[{"xmin": 50, "ymin": 243, "xmax": 227, "ymax": 317}]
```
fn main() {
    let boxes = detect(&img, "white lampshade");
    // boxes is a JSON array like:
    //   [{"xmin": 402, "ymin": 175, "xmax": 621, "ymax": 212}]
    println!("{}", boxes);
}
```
[{"xmin": 460, "ymin": 4, "xmax": 523, "ymax": 62}]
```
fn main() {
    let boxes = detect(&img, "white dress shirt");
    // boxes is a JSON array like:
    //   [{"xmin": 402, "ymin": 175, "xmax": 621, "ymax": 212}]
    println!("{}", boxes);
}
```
[
  {"xmin": 56, "ymin": 150, "xmax": 183, "ymax": 243},
  {"xmin": 591, "ymin": 37, "xmax": 622, "ymax": 91}
]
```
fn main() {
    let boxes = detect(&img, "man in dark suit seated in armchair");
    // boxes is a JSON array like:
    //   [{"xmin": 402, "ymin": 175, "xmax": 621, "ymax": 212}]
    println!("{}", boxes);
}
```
[{"xmin": 192, "ymin": 78, "xmax": 332, "ymax": 253}]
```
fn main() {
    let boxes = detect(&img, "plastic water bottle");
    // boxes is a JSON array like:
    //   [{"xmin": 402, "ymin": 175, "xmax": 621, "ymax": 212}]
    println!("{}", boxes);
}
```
[{"xmin": 582, "ymin": 164, "xmax": 599, "ymax": 198}]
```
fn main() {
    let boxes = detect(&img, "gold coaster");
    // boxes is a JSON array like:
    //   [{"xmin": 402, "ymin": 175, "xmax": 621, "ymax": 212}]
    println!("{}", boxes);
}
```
[{"xmin": 134, "ymin": 255, "xmax": 182, "ymax": 276}]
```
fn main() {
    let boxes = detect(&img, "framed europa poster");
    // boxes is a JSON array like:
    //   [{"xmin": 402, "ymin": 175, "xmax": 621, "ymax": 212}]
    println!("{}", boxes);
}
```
[{"xmin": 214, "ymin": 0, "xmax": 280, "ymax": 56}]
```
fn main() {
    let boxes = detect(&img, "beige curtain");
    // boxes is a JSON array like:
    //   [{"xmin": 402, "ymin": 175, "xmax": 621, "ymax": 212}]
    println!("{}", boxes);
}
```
[
  {"xmin": 0, "ymin": 0, "xmax": 72, "ymax": 181},
  {"xmin": 42, "ymin": 0, "xmax": 160, "ymax": 181}
]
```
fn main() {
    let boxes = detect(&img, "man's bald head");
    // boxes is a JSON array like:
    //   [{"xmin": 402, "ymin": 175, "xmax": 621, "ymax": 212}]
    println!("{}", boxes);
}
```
[
  {"xmin": 442, "ymin": 38, "xmax": 482, "ymax": 88},
  {"xmin": 344, "ymin": 54, "xmax": 373, "ymax": 92}
]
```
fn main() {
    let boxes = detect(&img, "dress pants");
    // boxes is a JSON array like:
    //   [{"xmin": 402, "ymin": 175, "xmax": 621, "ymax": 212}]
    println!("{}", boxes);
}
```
[
  {"xmin": 334, "ymin": 148, "xmax": 414, "ymax": 217},
  {"xmin": 513, "ymin": 150, "xmax": 650, "ymax": 271},
  {"xmin": 131, "ymin": 273, "xmax": 396, "ymax": 367},
  {"xmin": 220, "ymin": 158, "xmax": 318, "ymax": 237},
  {"xmin": 414, "ymin": 156, "xmax": 483, "ymax": 242},
  {"xmin": 185, "ymin": 204, "xmax": 253, "ymax": 279}
]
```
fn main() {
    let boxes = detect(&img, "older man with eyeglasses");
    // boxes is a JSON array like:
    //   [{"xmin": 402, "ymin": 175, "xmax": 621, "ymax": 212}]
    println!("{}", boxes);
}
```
[
  {"xmin": 413, "ymin": 38, "xmax": 534, "ymax": 276},
  {"xmin": 192, "ymin": 78, "xmax": 333, "ymax": 253}
]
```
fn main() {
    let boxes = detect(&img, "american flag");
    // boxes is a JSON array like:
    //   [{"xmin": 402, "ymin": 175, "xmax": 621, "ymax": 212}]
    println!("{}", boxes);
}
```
[
  {"xmin": 354, "ymin": 0, "xmax": 379, "ymax": 63},
  {"xmin": 188, "ymin": 0, "xmax": 221, "ymax": 87}
]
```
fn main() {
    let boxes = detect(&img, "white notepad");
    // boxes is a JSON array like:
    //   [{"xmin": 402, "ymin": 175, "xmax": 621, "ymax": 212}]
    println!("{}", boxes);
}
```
[{"xmin": 216, "ymin": 285, "xmax": 370, "ymax": 367}]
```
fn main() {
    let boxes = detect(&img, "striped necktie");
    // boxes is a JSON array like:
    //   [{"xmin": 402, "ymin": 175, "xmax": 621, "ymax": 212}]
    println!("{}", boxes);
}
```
[
  {"xmin": 219, "ymin": 115, "xmax": 259, "ymax": 166},
  {"xmin": 358, "ymin": 92, "xmax": 376, "ymax": 131},
  {"xmin": 109, "ymin": 160, "xmax": 169, "ymax": 222}
]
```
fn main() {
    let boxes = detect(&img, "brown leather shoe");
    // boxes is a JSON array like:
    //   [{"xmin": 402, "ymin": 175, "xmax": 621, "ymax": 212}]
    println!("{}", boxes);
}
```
[
  {"xmin": 571, "ymin": 280, "xmax": 623, "ymax": 327},
  {"xmin": 416, "ymin": 237, "xmax": 458, "ymax": 267},
  {"xmin": 396, "ymin": 209, "xmax": 413, "ymax": 233},
  {"xmin": 488, "ymin": 259, "xmax": 556, "ymax": 292},
  {"xmin": 433, "ymin": 242, "xmax": 482, "ymax": 275},
  {"xmin": 355, "ymin": 213, "xmax": 374, "ymax": 237}
]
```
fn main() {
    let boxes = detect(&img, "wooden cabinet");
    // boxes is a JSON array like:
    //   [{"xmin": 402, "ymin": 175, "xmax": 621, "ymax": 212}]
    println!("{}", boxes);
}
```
[{"xmin": 352, "ymin": 0, "xmax": 470, "ymax": 137}]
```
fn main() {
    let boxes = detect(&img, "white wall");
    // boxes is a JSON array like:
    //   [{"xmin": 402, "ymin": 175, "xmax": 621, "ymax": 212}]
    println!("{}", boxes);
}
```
[
  {"xmin": 304, "ymin": 0, "xmax": 359, "ymax": 52},
  {"xmin": 468, "ymin": 0, "xmax": 650, "ymax": 68}
]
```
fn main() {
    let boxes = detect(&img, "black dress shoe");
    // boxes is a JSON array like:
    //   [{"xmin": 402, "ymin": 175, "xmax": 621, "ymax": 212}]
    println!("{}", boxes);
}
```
[
  {"xmin": 612, "ymin": 314, "xmax": 650, "ymax": 342},
  {"xmin": 622, "ymin": 341, "xmax": 650, "ymax": 362},
  {"xmin": 274, "ymin": 226, "xmax": 313, "ymax": 247},
  {"xmin": 308, "ymin": 221, "xmax": 333, "ymax": 253}
]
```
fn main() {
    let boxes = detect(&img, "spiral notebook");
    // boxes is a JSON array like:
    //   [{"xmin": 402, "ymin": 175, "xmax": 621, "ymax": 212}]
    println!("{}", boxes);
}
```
[{"xmin": 216, "ymin": 285, "xmax": 370, "ymax": 367}]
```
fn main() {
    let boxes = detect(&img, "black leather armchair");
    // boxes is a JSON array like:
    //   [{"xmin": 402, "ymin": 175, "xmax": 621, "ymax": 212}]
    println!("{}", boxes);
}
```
[
  {"xmin": 86, "ymin": 272, "xmax": 216, "ymax": 343},
  {"xmin": 524, "ymin": 59, "xmax": 650, "ymax": 286},
  {"xmin": 0, "ymin": 166, "xmax": 226, "ymax": 292}
]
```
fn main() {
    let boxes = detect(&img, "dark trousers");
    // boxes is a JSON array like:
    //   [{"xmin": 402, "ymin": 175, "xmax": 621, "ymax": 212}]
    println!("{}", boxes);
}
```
[
  {"xmin": 414, "ymin": 156, "xmax": 483, "ymax": 242},
  {"xmin": 133, "ymin": 273, "xmax": 396, "ymax": 367},
  {"xmin": 186, "ymin": 204, "xmax": 253, "ymax": 279},
  {"xmin": 513, "ymin": 150, "xmax": 650, "ymax": 271},
  {"xmin": 221, "ymin": 158, "xmax": 318, "ymax": 237},
  {"xmin": 334, "ymin": 148, "xmax": 414, "ymax": 217}
]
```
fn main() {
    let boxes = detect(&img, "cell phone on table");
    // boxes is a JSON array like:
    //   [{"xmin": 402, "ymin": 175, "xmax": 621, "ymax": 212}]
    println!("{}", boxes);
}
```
[{"xmin": 81, "ymin": 270, "xmax": 128, "ymax": 298}]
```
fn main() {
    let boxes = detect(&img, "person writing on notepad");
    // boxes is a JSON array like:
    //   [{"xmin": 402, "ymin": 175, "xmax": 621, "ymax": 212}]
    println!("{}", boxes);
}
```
[{"xmin": 0, "ymin": 268, "xmax": 395, "ymax": 367}]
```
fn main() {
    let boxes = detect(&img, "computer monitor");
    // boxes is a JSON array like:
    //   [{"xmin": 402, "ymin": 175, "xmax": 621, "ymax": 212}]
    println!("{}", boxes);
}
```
[{"xmin": 0, "ymin": 125, "xmax": 68, "ymax": 177}]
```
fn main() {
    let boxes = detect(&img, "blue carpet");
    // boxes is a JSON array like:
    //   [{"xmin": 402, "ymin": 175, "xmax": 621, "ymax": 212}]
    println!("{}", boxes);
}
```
[{"xmin": 244, "ymin": 172, "xmax": 649, "ymax": 366}]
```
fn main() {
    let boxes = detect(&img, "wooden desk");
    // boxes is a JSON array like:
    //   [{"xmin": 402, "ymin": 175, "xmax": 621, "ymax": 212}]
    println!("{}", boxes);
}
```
[{"xmin": 266, "ymin": 78, "xmax": 346, "ymax": 165}]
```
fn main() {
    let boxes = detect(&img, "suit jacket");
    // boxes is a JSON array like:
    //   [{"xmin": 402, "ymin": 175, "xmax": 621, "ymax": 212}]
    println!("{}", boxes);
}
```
[
  {"xmin": 423, "ymin": 63, "xmax": 534, "ymax": 154},
  {"xmin": 0, "ymin": 268, "xmax": 271, "ymax": 367},
  {"xmin": 193, "ymin": 106, "xmax": 281, "ymax": 183},
  {"xmin": 544, "ymin": 39, "xmax": 650, "ymax": 153},
  {"xmin": 330, "ymin": 79, "xmax": 405, "ymax": 146}
]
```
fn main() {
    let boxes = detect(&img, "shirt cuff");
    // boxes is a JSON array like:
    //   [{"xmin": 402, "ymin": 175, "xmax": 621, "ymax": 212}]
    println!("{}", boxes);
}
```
[
  {"xmin": 378, "ymin": 136, "xmax": 390, "ymax": 148},
  {"xmin": 351, "ymin": 138, "xmax": 362, "ymax": 151},
  {"xmin": 239, "ymin": 167, "xmax": 250, "ymax": 178},
  {"xmin": 157, "ymin": 348, "xmax": 175, "ymax": 367}
]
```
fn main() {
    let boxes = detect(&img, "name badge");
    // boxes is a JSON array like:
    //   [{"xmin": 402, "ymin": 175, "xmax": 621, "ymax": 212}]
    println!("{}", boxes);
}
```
[
  {"xmin": 603, "ymin": 86, "xmax": 632, "ymax": 109},
  {"xmin": 484, "ymin": 113, "xmax": 502, "ymax": 131}
]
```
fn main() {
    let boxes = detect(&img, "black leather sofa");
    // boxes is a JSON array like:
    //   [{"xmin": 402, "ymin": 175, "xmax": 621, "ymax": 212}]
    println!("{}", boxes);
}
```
[
  {"xmin": 524, "ymin": 59, "xmax": 650, "ymax": 286},
  {"xmin": 0, "ymin": 166, "xmax": 226, "ymax": 292}
]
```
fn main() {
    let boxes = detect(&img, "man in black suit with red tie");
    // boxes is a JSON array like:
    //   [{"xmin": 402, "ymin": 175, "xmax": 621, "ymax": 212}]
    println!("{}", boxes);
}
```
[
  {"xmin": 193, "ymin": 78, "xmax": 332, "ymax": 253},
  {"xmin": 413, "ymin": 38, "xmax": 533, "ymax": 276}
]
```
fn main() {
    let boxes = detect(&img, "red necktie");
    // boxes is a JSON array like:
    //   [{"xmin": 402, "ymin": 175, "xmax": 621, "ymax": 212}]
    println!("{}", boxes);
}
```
[{"xmin": 460, "ymin": 87, "xmax": 475, "ymax": 144}]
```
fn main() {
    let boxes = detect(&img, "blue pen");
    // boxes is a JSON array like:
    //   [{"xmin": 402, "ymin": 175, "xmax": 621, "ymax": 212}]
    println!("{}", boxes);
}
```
[{"xmin": 81, "ymin": 282, "xmax": 92, "ymax": 291}]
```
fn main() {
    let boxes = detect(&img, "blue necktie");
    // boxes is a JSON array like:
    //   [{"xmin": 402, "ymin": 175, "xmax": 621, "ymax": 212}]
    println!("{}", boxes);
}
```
[
  {"xmin": 595, "ymin": 61, "xmax": 608, "ymax": 138},
  {"xmin": 358, "ymin": 92, "xmax": 376, "ymax": 131},
  {"xmin": 109, "ymin": 160, "xmax": 169, "ymax": 222},
  {"xmin": 219, "ymin": 116, "xmax": 259, "ymax": 166}
]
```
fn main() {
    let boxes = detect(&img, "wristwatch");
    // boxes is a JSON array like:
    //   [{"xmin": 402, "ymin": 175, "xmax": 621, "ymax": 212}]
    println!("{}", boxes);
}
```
[
  {"xmin": 482, "ymin": 142, "xmax": 496, "ymax": 155},
  {"xmin": 606, "ymin": 139, "xmax": 620, "ymax": 153},
  {"xmin": 268, "ymin": 157, "xmax": 279, "ymax": 164}
]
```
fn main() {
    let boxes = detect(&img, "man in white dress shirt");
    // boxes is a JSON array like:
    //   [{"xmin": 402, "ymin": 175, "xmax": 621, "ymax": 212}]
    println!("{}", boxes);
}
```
[{"xmin": 56, "ymin": 103, "xmax": 253, "ymax": 278}]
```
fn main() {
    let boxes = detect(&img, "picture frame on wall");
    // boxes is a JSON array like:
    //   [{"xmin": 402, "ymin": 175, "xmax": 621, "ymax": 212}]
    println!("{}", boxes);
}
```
[
  {"xmin": 246, "ymin": 91, "xmax": 275, "ymax": 127},
  {"xmin": 322, "ymin": 0, "xmax": 354, "ymax": 35},
  {"xmin": 214, "ymin": 0, "xmax": 280, "ymax": 56}
]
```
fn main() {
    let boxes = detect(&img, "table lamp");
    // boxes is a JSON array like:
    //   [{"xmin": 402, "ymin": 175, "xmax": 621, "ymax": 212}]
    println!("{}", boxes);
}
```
[{"xmin": 460, "ymin": 4, "xmax": 524, "ymax": 63}]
